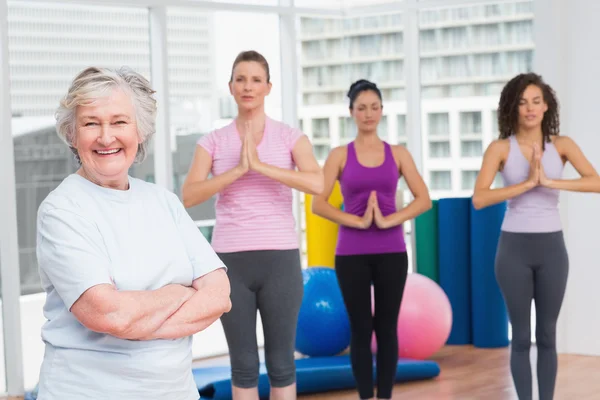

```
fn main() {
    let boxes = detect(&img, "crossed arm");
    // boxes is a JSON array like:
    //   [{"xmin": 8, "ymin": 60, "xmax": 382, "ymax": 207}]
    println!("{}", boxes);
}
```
[{"xmin": 71, "ymin": 268, "xmax": 231, "ymax": 341}]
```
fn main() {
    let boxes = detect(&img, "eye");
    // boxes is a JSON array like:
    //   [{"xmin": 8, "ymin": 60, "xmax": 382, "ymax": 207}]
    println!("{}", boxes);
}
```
[
  {"xmin": 84, "ymin": 122, "xmax": 97, "ymax": 126},
  {"xmin": 114, "ymin": 121, "xmax": 127, "ymax": 125}
]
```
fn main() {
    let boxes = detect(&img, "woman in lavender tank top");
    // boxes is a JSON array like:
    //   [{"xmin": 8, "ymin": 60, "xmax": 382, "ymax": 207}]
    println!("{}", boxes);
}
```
[
  {"xmin": 312, "ymin": 80, "xmax": 431, "ymax": 400},
  {"xmin": 473, "ymin": 73, "xmax": 600, "ymax": 400}
]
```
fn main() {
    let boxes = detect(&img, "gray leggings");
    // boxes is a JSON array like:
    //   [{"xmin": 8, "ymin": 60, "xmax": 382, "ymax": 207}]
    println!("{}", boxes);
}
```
[
  {"xmin": 217, "ymin": 249, "xmax": 303, "ymax": 389},
  {"xmin": 495, "ymin": 231, "xmax": 569, "ymax": 400}
]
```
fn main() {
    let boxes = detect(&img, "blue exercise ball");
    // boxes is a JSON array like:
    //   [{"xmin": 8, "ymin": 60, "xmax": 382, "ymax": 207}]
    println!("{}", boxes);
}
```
[{"xmin": 295, "ymin": 267, "xmax": 351, "ymax": 357}]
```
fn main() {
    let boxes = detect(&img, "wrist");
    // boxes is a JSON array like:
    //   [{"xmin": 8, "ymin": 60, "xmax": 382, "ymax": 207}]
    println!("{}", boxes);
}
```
[
  {"xmin": 352, "ymin": 215, "xmax": 366, "ymax": 229},
  {"xmin": 524, "ymin": 180, "xmax": 536, "ymax": 190},
  {"xmin": 233, "ymin": 165, "xmax": 246, "ymax": 177},
  {"xmin": 542, "ymin": 179, "xmax": 555, "ymax": 189},
  {"xmin": 253, "ymin": 161, "xmax": 267, "ymax": 174}
]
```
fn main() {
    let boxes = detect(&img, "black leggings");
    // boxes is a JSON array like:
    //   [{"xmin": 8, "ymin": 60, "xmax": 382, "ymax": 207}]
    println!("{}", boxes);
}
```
[
  {"xmin": 218, "ymin": 249, "xmax": 303, "ymax": 389},
  {"xmin": 335, "ymin": 252, "xmax": 408, "ymax": 400},
  {"xmin": 495, "ymin": 231, "xmax": 569, "ymax": 400}
]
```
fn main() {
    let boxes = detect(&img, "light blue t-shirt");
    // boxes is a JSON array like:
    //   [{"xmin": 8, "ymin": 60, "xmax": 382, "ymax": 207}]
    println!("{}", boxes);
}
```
[{"xmin": 36, "ymin": 174, "xmax": 226, "ymax": 400}]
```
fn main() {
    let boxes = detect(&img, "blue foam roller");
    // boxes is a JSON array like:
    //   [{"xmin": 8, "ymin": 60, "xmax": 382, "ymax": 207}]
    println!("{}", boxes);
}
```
[
  {"xmin": 437, "ymin": 197, "xmax": 472, "ymax": 345},
  {"xmin": 194, "ymin": 355, "xmax": 440, "ymax": 399},
  {"xmin": 470, "ymin": 200, "xmax": 509, "ymax": 348}
]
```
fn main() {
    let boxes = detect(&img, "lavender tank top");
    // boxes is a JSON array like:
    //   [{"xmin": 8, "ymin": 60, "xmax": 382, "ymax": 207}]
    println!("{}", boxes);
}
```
[
  {"xmin": 336, "ymin": 141, "xmax": 406, "ymax": 256},
  {"xmin": 500, "ymin": 136, "xmax": 564, "ymax": 233}
]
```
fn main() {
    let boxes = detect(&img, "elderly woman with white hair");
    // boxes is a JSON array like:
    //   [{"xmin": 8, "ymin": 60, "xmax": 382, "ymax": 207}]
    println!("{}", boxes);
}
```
[{"xmin": 35, "ymin": 66, "xmax": 231, "ymax": 400}]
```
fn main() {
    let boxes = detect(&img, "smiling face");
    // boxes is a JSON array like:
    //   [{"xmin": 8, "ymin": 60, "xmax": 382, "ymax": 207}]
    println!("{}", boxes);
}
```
[
  {"xmin": 229, "ymin": 61, "xmax": 271, "ymax": 112},
  {"xmin": 518, "ymin": 84, "xmax": 548, "ymax": 131},
  {"xmin": 73, "ymin": 87, "xmax": 140, "ymax": 189},
  {"xmin": 350, "ymin": 90, "xmax": 383, "ymax": 134}
]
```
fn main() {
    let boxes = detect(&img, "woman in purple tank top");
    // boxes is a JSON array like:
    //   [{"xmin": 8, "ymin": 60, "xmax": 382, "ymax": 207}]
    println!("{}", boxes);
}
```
[
  {"xmin": 473, "ymin": 73, "xmax": 600, "ymax": 400},
  {"xmin": 312, "ymin": 80, "xmax": 431, "ymax": 400}
]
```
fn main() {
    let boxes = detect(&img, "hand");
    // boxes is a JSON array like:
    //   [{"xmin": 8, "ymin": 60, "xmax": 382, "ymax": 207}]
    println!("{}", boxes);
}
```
[
  {"xmin": 539, "ymin": 161, "xmax": 551, "ymax": 187},
  {"xmin": 526, "ymin": 142, "xmax": 541, "ymax": 188},
  {"xmin": 237, "ymin": 128, "xmax": 249, "ymax": 175},
  {"xmin": 245, "ymin": 121, "xmax": 261, "ymax": 170},
  {"xmin": 358, "ymin": 191, "xmax": 376, "ymax": 229},
  {"xmin": 372, "ymin": 192, "xmax": 391, "ymax": 229}
]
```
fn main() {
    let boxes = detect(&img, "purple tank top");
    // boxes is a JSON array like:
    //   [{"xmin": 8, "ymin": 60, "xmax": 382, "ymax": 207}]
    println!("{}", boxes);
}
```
[
  {"xmin": 500, "ymin": 135, "xmax": 564, "ymax": 233},
  {"xmin": 336, "ymin": 141, "xmax": 407, "ymax": 256}
]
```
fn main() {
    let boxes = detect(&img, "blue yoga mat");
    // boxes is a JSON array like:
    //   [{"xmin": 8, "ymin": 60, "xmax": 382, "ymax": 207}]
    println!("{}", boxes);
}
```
[
  {"xmin": 194, "ymin": 355, "xmax": 440, "ymax": 399},
  {"xmin": 470, "ymin": 200, "xmax": 509, "ymax": 348},
  {"xmin": 437, "ymin": 197, "xmax": 472, "ymax": 345}
]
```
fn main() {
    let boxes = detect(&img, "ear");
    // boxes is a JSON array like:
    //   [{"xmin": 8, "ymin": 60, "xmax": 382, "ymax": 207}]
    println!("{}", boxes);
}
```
[
  {"xmin": 266, "ymin": 81, "xmax": 272, "ymax": 96},
  {"xmin": 542, "ymin": 102, "xmax": 548, "ymax": 113},
  {"xmin": 228, "ymin": 81, "xmax": 234, "ymax": 95}
]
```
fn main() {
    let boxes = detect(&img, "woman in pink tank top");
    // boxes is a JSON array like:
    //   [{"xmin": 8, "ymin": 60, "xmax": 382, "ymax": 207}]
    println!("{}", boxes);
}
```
[
  {"xmin": 182, "ymin": 51, "xmax": 323, "ymax": 400},
  {"xmin": 473, "ymin": 73, "xmax": 600, "ymax": 400},
  {"xmin": 312, "ymin": 80, "xmax": 431, "ymax": 400}
]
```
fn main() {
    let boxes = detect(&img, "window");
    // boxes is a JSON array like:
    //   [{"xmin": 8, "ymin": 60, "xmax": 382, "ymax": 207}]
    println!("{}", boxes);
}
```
[
  {"xmin": 428, "ymin": 113, "xmax": 449, "ymax": 136},
  {"xmin": 430, "ymin": 170, "xmax": 452, "ymax": 191},
  {"xmin": 8, "ymin": 3, "xmax": 153, "ymax": 299},
  {"xmin": 7, "ymin": 3, "xmax": 154, "ymax": 391},
  {"xmin": 461, "ymin": 170, "xmax": 479, "ymax": 190},
  {"xmin": 397, "ymin": 114, "xmax": 407, "ymax": 147}
]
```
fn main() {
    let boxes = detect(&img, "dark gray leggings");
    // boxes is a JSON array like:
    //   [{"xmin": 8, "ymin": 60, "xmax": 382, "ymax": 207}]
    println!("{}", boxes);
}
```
[
  {"xmin": 495, "ymin": 231, "xmax": 569, "ymax": 400},
  {"xmin": 217, "ymin": 249, "xmax": 303, "ymax": 389}
]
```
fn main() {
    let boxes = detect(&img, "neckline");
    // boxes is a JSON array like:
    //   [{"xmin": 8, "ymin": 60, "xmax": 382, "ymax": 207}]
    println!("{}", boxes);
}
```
[
  {"xmin": 352, "ymin": 140, "xmax": 388, "ymax": 169},
  {"xmin": 511, "ymin": 135, "xmax": 554, "ymax": 164},
  {"xmin": 70, "ymin": 173, "xmax": 133, "ymax": 203},
  {"xmin": 234, "ymin": 115, "xmax": 269, "ymax": 149}
]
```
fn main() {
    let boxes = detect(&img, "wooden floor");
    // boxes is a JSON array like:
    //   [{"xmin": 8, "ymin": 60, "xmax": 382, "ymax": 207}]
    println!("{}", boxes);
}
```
[
  {"xmin": 192, "ymin": 345, "xmax": 600, "ymax": 400},
  {"xmin": 297, "ymin": 346, "xmax": 600, "ymax": 400},
  {"xmin": 6, "ymin": 346, "xmax": 597, "ymax": 400}
]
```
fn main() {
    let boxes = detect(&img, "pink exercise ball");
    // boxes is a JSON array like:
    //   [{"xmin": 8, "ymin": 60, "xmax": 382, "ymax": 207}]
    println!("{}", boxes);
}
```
[{"xmin": 371, "ymin": 273, "xmax": 452, "ymax": 360}]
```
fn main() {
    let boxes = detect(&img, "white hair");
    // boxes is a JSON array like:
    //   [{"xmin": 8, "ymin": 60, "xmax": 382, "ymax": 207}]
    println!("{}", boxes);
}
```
[{"xmin": 55, "ymin": 66, "xmax": 157, "ymax": 164}]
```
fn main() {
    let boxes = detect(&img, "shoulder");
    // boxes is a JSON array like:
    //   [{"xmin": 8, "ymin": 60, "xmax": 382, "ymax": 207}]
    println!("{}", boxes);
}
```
[
  {"xmin": 553, "ymin": 134, "xmax": 575, "ymax": 147},
  {"xmin": 552, "ymin": 135, "xmax": 581, "ymax": 158},
  {"xmin": 390, "ymin": 143, "xmax": 409, "ymax": 157},
  {"xmin": 486, "ymin": 138, "xmax": 510, "ymax": 155},
  {"xmin": 38, "ymin": 175, "xmax": 88, "ymax": 218},
  {"xmin": 131, "ymin": 177, "xmax": 181, "ymax": 207},
  {"xmin": 197, "ymin": 122, "xmax": 236, "ymax": 145},
  {"xmin": 328, "ymin": 145, "xmax": 348, "ymax": 161},
  {"xmin": 268, "ymin": 117, "xmax": 305, "ymax": 139}
]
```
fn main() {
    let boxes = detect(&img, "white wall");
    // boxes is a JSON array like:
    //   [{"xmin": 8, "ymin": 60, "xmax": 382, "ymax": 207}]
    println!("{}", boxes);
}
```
[{"xmin": 534, "ymin": 0, "xmax": 600, "ymax": 356}]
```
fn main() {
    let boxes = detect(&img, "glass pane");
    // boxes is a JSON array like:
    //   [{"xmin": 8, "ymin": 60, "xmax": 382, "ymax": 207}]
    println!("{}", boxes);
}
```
[
  {"xmin": 8, "ymin": 1, "xmax": 153, "ymax": 391},
  {"xmin": 203, "ymin": 0, "xmax": 279, "ymax": 5},
  {"xmin": 295, "ymin": 0, "xmax": 402, "ymax": 10},
  {"xmin": 167, "ymin": 9, "xmax": 281, "ymax": 224},
  {"xmin": 419, "ymin": 1, "xmax": 534, "ymax": 196},
  {"xmin": 430, "ymin": 170, "xmax": 452, "ymax": 191},
  {"xmin": 461, "ymin": 170, "xmax": 479, "ymax": 190}
]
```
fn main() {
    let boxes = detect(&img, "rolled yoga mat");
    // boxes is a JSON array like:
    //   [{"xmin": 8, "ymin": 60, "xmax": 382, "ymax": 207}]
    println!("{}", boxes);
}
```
[
  {"xmin": 414, "ymin": 199, "xmax": 439, "ymax": 283},
  {"xmin": 470, "ymin": 200, "xmax": 509, "ymax": 348},
  {"xmin": 437, "ymin": 197, "xmax": 472, "ymax": 345},
  {"xmin": 194, "ymin": 355, "xmax": 441, "ymax": 399}
]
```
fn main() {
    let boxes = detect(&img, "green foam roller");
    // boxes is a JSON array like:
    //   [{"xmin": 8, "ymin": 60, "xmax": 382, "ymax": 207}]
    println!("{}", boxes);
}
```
[{"xmin": 414, "ymin": 200, "xmax": 439, "ymax": 283}]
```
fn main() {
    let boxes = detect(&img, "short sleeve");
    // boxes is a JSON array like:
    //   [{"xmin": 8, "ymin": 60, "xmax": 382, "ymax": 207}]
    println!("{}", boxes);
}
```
[
  {"xmin": 37, "ymin": 208, "xmax": 113, "ymax": 310},
  {"xmin": 285, "ymin": 127, "xmax": 306, "ymax": 152},
  {"xmin": 196, "ymin": 131, "xmax": 217, "ymax": 157},
  {"xmin": 167, "ymin": 193, "xmax": 226, "ymax": 280}
]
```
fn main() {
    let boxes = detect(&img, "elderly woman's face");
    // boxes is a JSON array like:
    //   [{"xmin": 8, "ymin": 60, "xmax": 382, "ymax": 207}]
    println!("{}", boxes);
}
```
[{"xmin": 74, "ymin": 88, "xmax": 140, "ymax": 183}]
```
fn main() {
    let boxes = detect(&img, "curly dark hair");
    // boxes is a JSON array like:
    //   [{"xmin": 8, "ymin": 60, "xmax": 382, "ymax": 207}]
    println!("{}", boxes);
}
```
[{"xmin": 497, "ymin": 73, "xmax": 560, "ymax": 150}]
